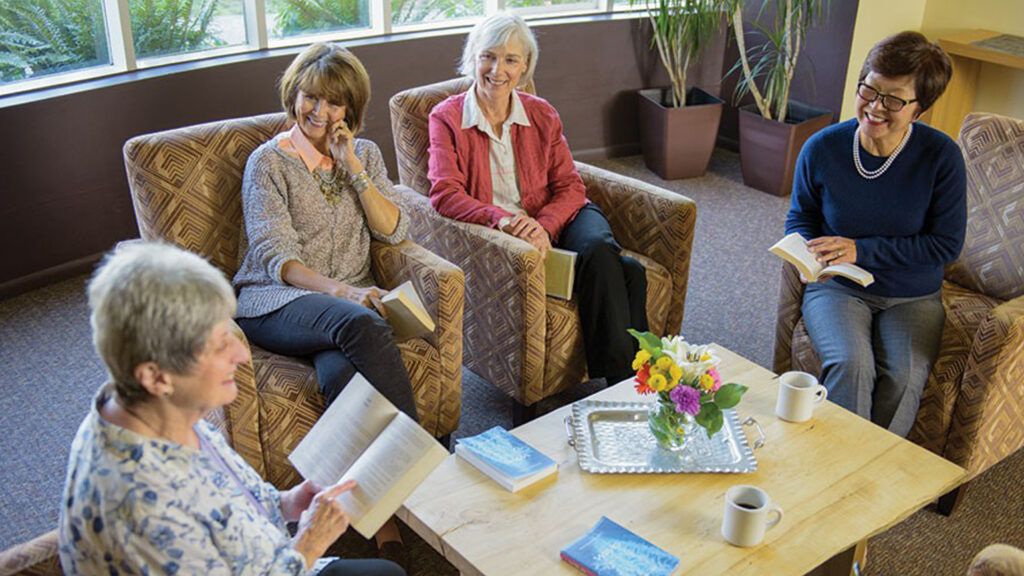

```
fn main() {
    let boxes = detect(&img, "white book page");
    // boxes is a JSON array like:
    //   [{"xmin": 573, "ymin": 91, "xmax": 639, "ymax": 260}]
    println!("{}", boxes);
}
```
[
  {"xmin": 392, "ymin": 281, "xmax": 426, "ymax": 312},
  {"xmin": 288, "ymin": 374, "xmax": 397, "ymax": 488},
  {"xmin": 335, "ymin": 413, "xmax": 448, "ymax": 537},
  {"xmin": 822, "ymin": 262, "xmax": 875, "ymax": 286},
  {"xmin": 769, "ymin": 233, "xmax": 823, "ymax": 280}
]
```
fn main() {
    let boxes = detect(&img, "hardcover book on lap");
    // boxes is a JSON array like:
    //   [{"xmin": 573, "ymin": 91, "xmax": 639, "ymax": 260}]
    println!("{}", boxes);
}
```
[
  {"xmin": 288, "ymin": 373, "xmax": 448, "ymax": 538},
  {"xmin": 769, "ymin": 232, "xmax": 874, "ymax": 287},
  {"xmin": 560, "ymin": 516, "xmax": 679, "ymax": 576},
  {"xmin": 454, "ymin": 426, "xmax": 557, "ymax": 492}
]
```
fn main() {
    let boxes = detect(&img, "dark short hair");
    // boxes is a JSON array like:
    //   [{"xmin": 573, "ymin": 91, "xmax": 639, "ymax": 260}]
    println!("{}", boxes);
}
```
[
  {"xmin": 859, "ymin": 31, "xmax": 952, "ymax": 114},
  {"xmin": 279, "ymin": 43, "xmax": 371, "ymax": 134}
]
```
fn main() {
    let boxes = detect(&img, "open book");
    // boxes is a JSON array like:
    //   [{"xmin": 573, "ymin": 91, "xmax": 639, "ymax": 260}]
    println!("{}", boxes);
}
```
[
  {"xmin": 381, "ymin": 281, "xmax": 435, "ymax": 341},
  {"xmin": 769, "ymin": 233, "xmax": 874, "ymax": 287},
  {"xmin": 288, "ymin": 374, "xmax": 449, "ymax": 538},
  {"xmin": 455, "ymin": 426, "xmax": 557, "ymax": 492},
  {"xmin": 546, "ymin": 248, "xmax": 577, "ymax": 300}
]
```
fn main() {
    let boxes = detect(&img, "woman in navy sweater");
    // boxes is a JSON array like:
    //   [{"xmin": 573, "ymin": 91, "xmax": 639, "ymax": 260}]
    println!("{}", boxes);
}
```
[{"xmin": 785, "ymin": 31, "xmax": 966, "ymax": 437}]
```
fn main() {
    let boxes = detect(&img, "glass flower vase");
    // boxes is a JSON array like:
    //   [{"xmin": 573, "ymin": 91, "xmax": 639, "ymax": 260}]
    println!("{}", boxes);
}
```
[{"xmin": 648, "ymin": 395, "xmax": 697, "ymax": 452}]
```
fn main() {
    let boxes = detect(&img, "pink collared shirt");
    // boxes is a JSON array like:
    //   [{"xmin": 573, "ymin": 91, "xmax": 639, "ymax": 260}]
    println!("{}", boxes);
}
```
[{"xmin": 278, "ymin": 125, "xmax": 334, "ymax": 172}]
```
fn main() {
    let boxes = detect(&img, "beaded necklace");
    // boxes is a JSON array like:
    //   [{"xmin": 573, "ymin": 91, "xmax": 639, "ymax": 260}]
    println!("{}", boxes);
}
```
[
  {"xmin": 853, "ymin": 123, "xmax": 914, "ymax": 180},
  {"xmin": 313, "ymin": 168, "xmax": 344, "ymax": 204}
]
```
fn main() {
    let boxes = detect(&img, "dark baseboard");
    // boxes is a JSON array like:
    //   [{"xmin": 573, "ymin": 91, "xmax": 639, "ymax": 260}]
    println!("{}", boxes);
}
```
[
  {"xmin": 0, "ymin": 252, "xmax": 105, "ymax": 301},
  {"xmin": 573, "ymin": 142, "xmax": 641, "ymax": 163}
]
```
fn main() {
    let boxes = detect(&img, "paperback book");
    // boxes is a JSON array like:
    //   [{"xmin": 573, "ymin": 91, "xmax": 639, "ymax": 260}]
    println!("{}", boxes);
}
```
[
  {"xmin": 288, "ymin": 373, "xmax": 448, "ymax": 538},
  {"xmin": 561, "ymin": 516, "xmax": 679, "ymax": 576},
  {"xmin": 769, "ymin": 232, "xmax": 874, "ymax": 287},
  {"xmin": 545, "ymin": 248, "xmax": 577, "ymax": 300},
  {"xmin": 381, "ymin": 280, "xmax": 435, "ymax": 341},
  {"xmin": 454, "ymin": 426, "xmax": 557, "ymax": 492}
]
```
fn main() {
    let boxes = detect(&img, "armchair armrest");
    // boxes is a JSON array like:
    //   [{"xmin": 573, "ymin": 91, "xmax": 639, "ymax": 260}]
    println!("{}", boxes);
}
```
[
  {"xmin": 576, "ymin": 162, "xmax": 696, "ymax": 335},
  {"xmin": 0, "ymin": 530, "xmax": 60, "ymax": 575},
  {"xmin": 220, "ymin": 319, "xmax": 266, "ymax": 479},
  {"xmin": 946, "ymin": 294, "xmax": 1024, "ymax": 479},
  {"xmin": 392, "ymin": 186, "xmax": 546, "ymax": 404},
  {"xmin": 773, "ymin": 262, "xmax": 808, "ymax": 374}
]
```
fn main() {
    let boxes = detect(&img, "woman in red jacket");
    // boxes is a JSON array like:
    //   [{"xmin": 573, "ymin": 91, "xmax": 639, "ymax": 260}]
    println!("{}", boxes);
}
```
[{"xmin": 427, "ymin": 12, "xmax": 647, "ymax": 385}]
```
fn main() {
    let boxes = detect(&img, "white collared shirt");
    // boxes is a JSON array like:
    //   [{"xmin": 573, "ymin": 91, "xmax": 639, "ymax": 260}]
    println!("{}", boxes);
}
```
[{"xmin": 462, "ymin": 86, "xmax": 531, "ymax": 214}]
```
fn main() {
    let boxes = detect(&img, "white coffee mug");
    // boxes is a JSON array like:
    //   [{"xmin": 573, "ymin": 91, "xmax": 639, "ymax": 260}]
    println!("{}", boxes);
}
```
[
  {"xmin": 722, "ymin": 485, "xmax": 784, "ymax": 547},
  {"xmin": 775, "ymin": 371, "xmax": 828, "ymax": 423}
]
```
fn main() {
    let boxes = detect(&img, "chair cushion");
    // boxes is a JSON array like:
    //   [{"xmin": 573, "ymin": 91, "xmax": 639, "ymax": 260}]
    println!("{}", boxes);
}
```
[{"xmin": 945, "ymin": 113, "xmax": 1024, "ymax": 302}]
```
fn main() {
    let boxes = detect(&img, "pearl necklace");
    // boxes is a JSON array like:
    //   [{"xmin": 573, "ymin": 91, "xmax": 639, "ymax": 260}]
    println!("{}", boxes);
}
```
[{"xmin": 853, "ymin": 122, "xmax": 914, "ymax": 180}]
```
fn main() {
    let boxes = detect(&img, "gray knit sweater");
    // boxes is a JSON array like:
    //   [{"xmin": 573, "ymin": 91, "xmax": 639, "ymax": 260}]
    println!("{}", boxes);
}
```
[{"xmin": 232, "ymin": 135, "xmax": 408, "ymax": 318}]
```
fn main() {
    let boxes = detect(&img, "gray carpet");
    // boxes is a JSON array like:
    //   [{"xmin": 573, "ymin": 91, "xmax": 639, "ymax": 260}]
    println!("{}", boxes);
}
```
[{"xmin": 1, "ymin": 150, "xmax": 1021, "ymax": 575}]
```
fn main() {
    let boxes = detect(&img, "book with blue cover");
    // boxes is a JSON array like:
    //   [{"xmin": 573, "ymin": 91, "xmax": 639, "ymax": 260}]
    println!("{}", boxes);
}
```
[
  {"xmin": 454, "ymin": 426, "xmax": 557, "ymax": 492},
  {"xmin": 560, "ymin": 516, "xmax": 680, "ymax": 576}
]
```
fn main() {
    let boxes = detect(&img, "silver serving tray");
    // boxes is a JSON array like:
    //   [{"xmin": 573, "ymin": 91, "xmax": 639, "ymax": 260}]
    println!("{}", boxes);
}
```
[{"xmin": 565, "ymin": 400, "xmax": 764, "ymax": 474}]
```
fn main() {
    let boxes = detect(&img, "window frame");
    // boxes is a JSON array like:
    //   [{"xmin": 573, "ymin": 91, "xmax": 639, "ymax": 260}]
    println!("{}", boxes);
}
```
[{"xmin": 1, "ymin": 0, "xmax": 643, "ymax": 98}]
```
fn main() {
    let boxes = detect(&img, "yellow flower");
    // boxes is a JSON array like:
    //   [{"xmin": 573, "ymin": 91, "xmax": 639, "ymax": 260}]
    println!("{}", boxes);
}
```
[
  {"xmin": 700, "ymin": 373, "xmax": 715, "ymax": 392},
  {"xmin": 632, "ymin": 350, "xmax": 651, "ymax": 371},
  {"xmin": 669, "ymin": 364, "xmax": 683, "ymax": 385},
  {"xmin": 700, "ymin": 352, "xmax": 712, "ymax": 362},
  {"xmin": 655, "ymin": 356, "xmax": 674, "ymax": 371},
  {"xmin": 649, "ymin": 373, "xmax": 668, "ymax": 392}
]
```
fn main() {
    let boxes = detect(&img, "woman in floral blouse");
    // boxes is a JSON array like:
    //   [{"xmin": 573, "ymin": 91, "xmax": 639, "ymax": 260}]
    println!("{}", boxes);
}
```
[{"xmin": 57, "ymin": 242, "xmax": 403, "ymax": 576}]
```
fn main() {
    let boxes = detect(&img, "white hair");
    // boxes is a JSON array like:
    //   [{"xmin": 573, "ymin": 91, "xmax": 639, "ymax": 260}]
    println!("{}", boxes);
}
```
[
  {"xmin": 459, "ymin": 12, "xmax": 539, "ymax": 88},
  {"xmin": 88, "ymin": 242, "xmax": 236, "ymax": 405}
]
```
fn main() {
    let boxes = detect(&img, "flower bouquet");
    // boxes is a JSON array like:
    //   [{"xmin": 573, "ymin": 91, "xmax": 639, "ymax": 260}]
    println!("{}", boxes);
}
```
[{"xmin": 629, "ymin": 329, "xmax": 748, "ymax": 451}]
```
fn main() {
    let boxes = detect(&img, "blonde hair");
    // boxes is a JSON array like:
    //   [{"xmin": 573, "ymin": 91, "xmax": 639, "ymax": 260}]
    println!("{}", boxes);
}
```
[
  {"xmin": 88, "ymin": 242, "xmax": 236, "ymax": 406},
  {"xmin": 460, "ymin": 12, "xmax": 538, "ymax": 89},
  {"xmin": 279, "ymin": 43, "xmax": 371, "ymax": 134}
]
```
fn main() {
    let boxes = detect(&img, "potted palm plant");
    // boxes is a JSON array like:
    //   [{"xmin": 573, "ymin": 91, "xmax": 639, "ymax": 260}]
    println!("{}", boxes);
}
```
[
  {"xmin": 726, "ymin": 0, "xmax": 833, "ymax": 196},
  {"xmin": 635, "ymin": 0, "xmax": 726, "ymax": 179}
]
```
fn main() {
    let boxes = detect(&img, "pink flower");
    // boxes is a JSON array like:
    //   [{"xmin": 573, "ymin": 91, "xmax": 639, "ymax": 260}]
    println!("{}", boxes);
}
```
[
  {"xmin": 707, "ymin": 367, "xmax": 722, "ymax": 392},
  {"xmin": 670, "ymin": 385, "xmax": 701, "ymax": 416}
]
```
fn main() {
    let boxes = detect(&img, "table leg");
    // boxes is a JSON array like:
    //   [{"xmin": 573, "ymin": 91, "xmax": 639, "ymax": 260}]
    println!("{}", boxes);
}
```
[{"xmin": 805, "ymin": 539, "xmax": 869, "ymax": 576}]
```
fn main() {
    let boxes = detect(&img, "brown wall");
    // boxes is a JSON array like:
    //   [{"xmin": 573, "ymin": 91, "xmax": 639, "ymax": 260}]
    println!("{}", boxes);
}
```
[{"xmin": 0, "ymin": 10, "xmax": 855, "ymax": 297}]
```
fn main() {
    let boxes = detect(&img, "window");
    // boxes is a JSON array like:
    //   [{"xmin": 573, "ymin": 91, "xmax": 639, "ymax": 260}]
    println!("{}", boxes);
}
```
[
  {"xmin": 1, "ymin": 0, "xmax": 111, "ymax": 86},
  {"xmin": 130, "ymin": 0, "xmax": 247, "ymax": 60},
  {"xmin": 267, "ymin": 0, "xmax": 371, "ymax": 40},
  {"xmin": 1, "ymin": 0, "xmax": 642, "ymax": 94},
  {"xmin": 391, "ymin": 0, "xmax": 483, "ymax": 28}
]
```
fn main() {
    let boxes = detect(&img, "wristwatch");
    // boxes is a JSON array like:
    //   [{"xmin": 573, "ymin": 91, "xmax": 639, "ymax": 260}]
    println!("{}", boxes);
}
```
[{"xmin": 498, "ymin": 215, "xmax": 512, "ymax": 230}]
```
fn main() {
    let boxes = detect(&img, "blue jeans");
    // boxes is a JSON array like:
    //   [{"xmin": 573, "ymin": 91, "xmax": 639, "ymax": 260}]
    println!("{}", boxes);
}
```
[
  {"xmin": 801, "ymin": 281, "xmax": 943, "ymax": 437},
  {"xmin": 237, "ymin": 294, "xmax": 418, "ymax": 421}
]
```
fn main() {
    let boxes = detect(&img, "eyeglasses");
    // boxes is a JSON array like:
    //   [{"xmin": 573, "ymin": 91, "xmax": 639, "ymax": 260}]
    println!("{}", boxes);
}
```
[{"xmin": 856, "ymin": 82, "xmax": 917, "ymax": 112}]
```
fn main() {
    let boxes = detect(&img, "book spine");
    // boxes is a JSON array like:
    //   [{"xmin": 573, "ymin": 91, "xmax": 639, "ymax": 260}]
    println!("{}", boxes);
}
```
[{"xmin": 560, "ymin": 551, "xmax": 597, "ymax": 576}]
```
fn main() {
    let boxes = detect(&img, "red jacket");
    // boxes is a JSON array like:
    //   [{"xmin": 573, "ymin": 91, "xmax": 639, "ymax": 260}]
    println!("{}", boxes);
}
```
[{"xmin": 427, "ymin": 91, "xmax": 587, "ymax": 241}]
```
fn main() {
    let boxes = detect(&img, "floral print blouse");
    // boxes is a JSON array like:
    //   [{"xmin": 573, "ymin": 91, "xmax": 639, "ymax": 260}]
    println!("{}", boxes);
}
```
[{"xmin": 58, "ymin": 384, "xmax": 309, "ymax": 575}]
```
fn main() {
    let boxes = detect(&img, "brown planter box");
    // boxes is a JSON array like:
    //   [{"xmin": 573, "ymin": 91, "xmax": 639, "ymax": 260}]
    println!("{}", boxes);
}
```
[
  {"xmin": 738, "ymin": 102, "xmax": 832, "ymax": 196},
  {"xmin": 639, "ymin": 87, "xmax": 723, "ymax": 180}
]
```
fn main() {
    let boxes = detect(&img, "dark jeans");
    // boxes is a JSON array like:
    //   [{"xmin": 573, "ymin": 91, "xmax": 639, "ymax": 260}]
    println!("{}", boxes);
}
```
[
  {"xmin": 558, "ymin": 203, "xmax": 649, "ymax": 383},
  {"xmin": 319, "ymin": 558, "xmax": 405, "ymax": 576},
  {"xmin": 237, "ymin": 294, "xmax": 418, "ymax": 421}
]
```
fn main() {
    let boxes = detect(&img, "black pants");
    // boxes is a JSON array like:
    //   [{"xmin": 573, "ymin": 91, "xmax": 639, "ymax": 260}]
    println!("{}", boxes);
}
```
[
  {"xmin": 237, "ymin": 294, "xmax": 419, "ymax": 421},
  {"xmin": 558, "ymin": 203, "xmax": 648, "ymax": 383},
  {"xmin": 319, "ymin": 558, "xmax": 405, "ymax": 576}
]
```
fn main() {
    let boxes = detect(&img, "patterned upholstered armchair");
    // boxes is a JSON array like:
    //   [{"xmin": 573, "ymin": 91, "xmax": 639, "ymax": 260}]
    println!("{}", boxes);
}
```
[
  {"xmin": 389, "ymin": 77, "xmax": 696, "ymax": 423},
  {"xmin": 121, "ymin": 113, "xmax": 464, "ymax": 485},
  {"xmin": 773, "ymin": 112, "xmax": 1024, "ymax": 514}
]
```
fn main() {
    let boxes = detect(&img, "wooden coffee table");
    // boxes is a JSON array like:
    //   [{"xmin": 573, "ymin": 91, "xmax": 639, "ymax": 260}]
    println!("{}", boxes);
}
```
[{"xmin": 398, "ymin": 346, "xmax": 964, "ymax": 575}]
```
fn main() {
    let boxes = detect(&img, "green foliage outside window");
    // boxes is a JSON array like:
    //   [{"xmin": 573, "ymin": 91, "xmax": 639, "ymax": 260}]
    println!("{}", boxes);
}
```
[
  {"xmin": 1, "ymin": 0, "xmax": 222, "ymax": 83},
  {"xmin": 1, "ymin": 0, "xmax": 108, "ymax": 82}
]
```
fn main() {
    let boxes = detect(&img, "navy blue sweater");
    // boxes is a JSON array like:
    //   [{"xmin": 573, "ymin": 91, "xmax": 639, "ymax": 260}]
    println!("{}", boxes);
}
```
[{"xmin": 785, "ymin": 119, "xmax": 967, "ymax": 297}]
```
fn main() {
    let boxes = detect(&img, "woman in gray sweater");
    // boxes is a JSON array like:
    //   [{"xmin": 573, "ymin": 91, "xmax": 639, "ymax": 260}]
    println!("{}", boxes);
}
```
[{"xmin": 232, "ymin": 42, "xmax": 414, "ymax": 565}]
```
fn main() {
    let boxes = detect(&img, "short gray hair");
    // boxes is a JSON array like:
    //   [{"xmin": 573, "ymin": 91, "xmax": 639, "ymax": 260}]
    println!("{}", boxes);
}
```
[
  {"xmin": 459, "ymin": 12, "xmax": 539, "ymax": 88},
  {"xmin": 88, "ymin": 242, "xmax": 237, "ymax": 405}
]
